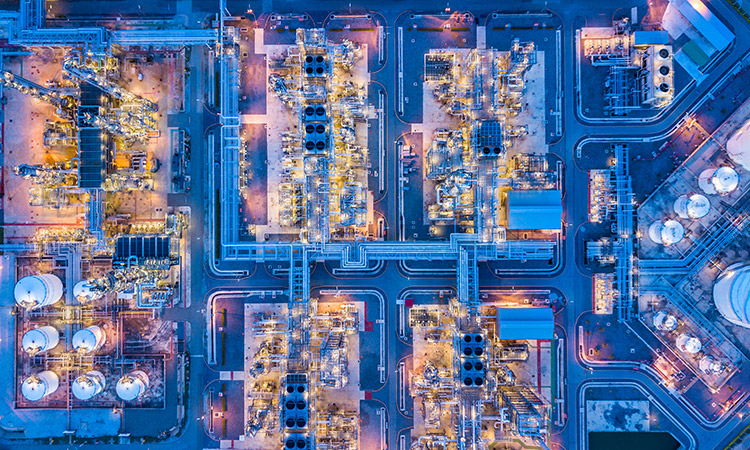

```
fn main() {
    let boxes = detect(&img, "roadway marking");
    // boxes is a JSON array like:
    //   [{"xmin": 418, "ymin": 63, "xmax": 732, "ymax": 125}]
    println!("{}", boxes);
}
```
[
  {"xmin": 476, "ymin": 26, "xmax": 486, "ymax": 49},
  {"xmin": 254, "ymin": 28, "xmax": 267, "ymax": 54},
  {"xmin": 219, "ymin": 371, "xmax": 244, "ymax": 380},
  {"xmin": 398, "ymin": 361, "xmax": 407, "ymax": 411},
  {"xmin": 397, "ymin": 26, "xmax": 404, "ymax": 115},
  {"xmin": 241, "ymin": 114, "xmax": 268, "ymax": 124},
  {"xmin": 378, "ymin": 26, "xmax": 385, "ymax": 64},
  {"xmin": 377, "ymin": 407, "xmax": 387, "ymax": 450},
  {"xmin": 378, "ymin": 90, "xmax": 385, "ymax": 192}
]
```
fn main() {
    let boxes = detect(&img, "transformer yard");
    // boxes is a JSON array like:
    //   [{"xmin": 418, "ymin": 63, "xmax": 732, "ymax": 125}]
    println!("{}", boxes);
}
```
[{"xmin": 2, "ymin": 1, "xmax": 750, "ymax": 450}]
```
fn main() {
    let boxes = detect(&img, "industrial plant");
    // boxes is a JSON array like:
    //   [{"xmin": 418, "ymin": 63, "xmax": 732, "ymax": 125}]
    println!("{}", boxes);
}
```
[{"xmin": 1, "ymin": 0, "xmax": 750, "ymax": 450}]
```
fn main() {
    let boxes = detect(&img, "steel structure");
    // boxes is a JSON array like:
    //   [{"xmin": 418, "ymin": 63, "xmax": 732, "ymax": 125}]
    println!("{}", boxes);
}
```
[
  {"xmin": 218, "ymin": 8, "xmax": 242, "ymax": 249},
  {"xmin": 611, "ymin": 144, "xmax": 636, "ymax": 322},
  {"xmin": 423, "ymin": 41, "xmax": 538, "ymax": 236}
]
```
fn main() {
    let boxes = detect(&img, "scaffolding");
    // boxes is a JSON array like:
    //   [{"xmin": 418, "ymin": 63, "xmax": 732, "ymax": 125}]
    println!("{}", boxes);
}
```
[{"xmin": 499, "ymin": 386, "xmax": 545, "ymax": 437}]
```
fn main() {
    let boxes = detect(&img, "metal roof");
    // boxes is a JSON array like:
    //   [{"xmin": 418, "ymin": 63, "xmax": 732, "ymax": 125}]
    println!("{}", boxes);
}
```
[
  {"xmin": 77, "ymin": 82, "xmax": 105, "ymax": 189},
  {"xmin": 633, "ymin": 31, "xmax": 670, "ymax": 46},
  {"xmin": 115, "ymin": 235, "xmax": 170, "ymax": 262},
  {"xmin": 676, "ymin": 0, "xmax": 734, "ymax": 52},
  {"xmin": 681, "ymin": 39, "xmax": 710, "ymax": 67},
  {"xmin": 507, "ymin": 189, "xmax": 562, "ymax": 230},
  {"xmin": 496, "ymin": 307, "xmax": 554, "ymax": 340}
]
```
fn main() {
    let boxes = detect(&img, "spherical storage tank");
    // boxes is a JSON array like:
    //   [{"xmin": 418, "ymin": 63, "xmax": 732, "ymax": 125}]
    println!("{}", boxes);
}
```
[
  {"xmin": 699, "ymin": 167, "xmax": 739, "ymax": 195},
  {"xmin": 712, "ymin": 264, "xmax": 750, "ymax": 328},
  {"xmin": 116, "ymin": 370, "xmax": 150, "ymax": 401},
  {"xmin": 648, "ymin": 219, "xmax": 684, "ymax": 246},
  {"xmin": 673, "ymin": 194, "xmax": 710, "ymax": 220},
  {"xmin": 72, "ymin": 370, "xmax": 106, "ymax": 400},
  {"xmin": 22, "ymin": 326, "xmax": 60, "ymax": 355},
  {"xmin": 22, "ymin": 370, "xmax": 59, "ymax": 401},
  {"xmin": 14, "ymin": 274, "xmax": 63, "ymax": 309},
  {"xmin": 72, "ymin": 326, "xmax": 106, "ymax": 353}
]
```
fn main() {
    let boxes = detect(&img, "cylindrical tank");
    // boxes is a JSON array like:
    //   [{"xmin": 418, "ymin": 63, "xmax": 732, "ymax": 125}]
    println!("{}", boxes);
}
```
[
  {"xmin": 698, "ymin": 169, "xmax": 717, "ymax": 195},
  {"xmin": 700, "ymin": 167, "xmax": 739, "ymax": 195},
  {"xmin": 14, "ymin": 274, "xmax": 63, "ymax": 309},
  {"xmin": 676, "ymin": 333, "xmax": 702, "ymax": 354},
  {"xmin": 652, "ymin": 311, "xmax": 678, "ymax": 331},
  {"xmin": 713, "ymin": 263, "xmax": 750, "ymax": 328},
  {"xmin": 726, "ymin": 120, "xmax": 750, "ymax": 170},
  {"xmin": 673, "ymin": 194, "xmax": 710, "ymax": 220},
  {"xmin": 712, "ymin": 167, "xmax": 739, "ymax": 195},
  {"xmin": 72, "ymin": 370, "xmax": 106, "ymax": 400},
  {"xmin": 73, "ymin": 280, "xmax": 103, "ymax": 304},
  {"xmin": 22, "ymin": 370, "xmax": 59, "ymax": 401},
  {"xmin": 699, "ymin": 356, "xmax": 723, "ymax": 375},
  {"xmin": 22, "ymin": 326, "xmax": 60, "ymax": 355},
  {"xmin": 648, "ymin": 220, "xmax": 684, "ymax": 246},
  {"xmin": 116, "ymin": 370, "xmax": 150, "ymax": 401},
  {"xmin": 72, "ymin": 326, "xmax": 106, "ymax": 353}
]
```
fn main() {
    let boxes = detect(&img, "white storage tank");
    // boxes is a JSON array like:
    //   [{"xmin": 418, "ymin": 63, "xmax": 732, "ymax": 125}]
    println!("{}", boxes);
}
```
[
  {"xmin": 22, "ymin": 370, "xmax": 59, "ymax": 401},
  {"xmin": 648, "ymin": 219, "xmax": 684, "ymax": 246},
  {"xmin": 673, "ymin": 194, "xmax": 710, "ymax": 220},
  {"xmin": 652, "ymin": 311, "xmax": 678, "ymax": 331},
  {"xmin": 73, "ymin": 280, "xmax": 103, "ymax": 304},
  {"xmin": 712, "ymin": 263, "xmax": 750, "ymax": 328},
  {"xmin": 72, "ymin": 370, "xmax": 106, "ymax": 400},
  {"xmin": 14, "ymin": 274, "xmax": 63, "ymax": 309},
  {"xmin": 699, "ymin": 167, "xmax": 739, "ymax": 195},
  {"xmin": 699, "ymin": 356, "xmax": 724, "ymax": 375},
  {"xmin": 22, "ymin": 326, "xmax": 60, "ymax": 355},
  {"xmin": 116, "ymin": 370, "xmax": 150, "ymax": 401},
  {"xmin": 727, "ymin": 120, "xmax": 750, "ymax": 170},
  {"xmin": 676, "ymin": 333, "xmax": 702, "ymax": 354},
  {"xmin": 72, "ymin": 326, "xmax": 106, "ymax": 354}
]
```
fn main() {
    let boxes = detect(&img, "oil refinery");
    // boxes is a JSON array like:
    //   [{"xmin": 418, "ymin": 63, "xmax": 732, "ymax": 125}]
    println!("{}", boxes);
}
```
[{"xmin": 1, "ymin": 1, "xmax": 750, "ymax": 450}]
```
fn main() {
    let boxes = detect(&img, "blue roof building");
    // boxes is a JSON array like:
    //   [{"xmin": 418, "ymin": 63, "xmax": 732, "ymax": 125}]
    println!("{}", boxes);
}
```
[
  {"xmin": 506, "ymin": 190, "xmax": 562, "ymax": 230},
  {"xmin": 496, "ymin": 307, "xmax": 554, "ymax": 340}
]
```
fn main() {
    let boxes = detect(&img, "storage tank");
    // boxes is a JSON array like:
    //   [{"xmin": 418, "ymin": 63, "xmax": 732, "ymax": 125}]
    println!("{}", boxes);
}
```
[
  {"xmin": 727, "ymin": 120, "xmax": 750, "ymax": 170},
  {"xmin": 72, "ymin": 370, "xmax": 106, "ymax": 400},
  {"xmin": 699, "ymin": 356, "xmax": 724, "ymax": 375},
  {"xmin": 699, "ymin": 167, "xmax": 739, "ymax": 195},
  {"xmin": 22, "ymin": 370, "xmax": 59, "ymax": 401},
  {"xmin": 673, "ymin": 194, "xmax": 710, "ymax": 220},
  {"xmin": 22, "ymin": 326, "xmax": 60, "ymax": 355},
  {"xmin": 72, "ymin": 326, "xmax": 106, "ymax": 353},
  {"xmin": 73, "ymin": 281, "xmax": 103, "ymax": 304},
  {"xmin": 712, "ymin": 263, "xmax": 750, "ymax": 328},
  {"xmin": 14, "ymin": 274, "xmax": 63, "ymax": 309},
  {"xmin": 648, "ymin": 219, "xmax": 684, "ymax": 246},
  {"xmin": 676, "ymin": 333, "xmax": 702, "ymax": 354},
  {"xmin": 116, "ymin": 370, "xmax": 150, "ymax": 401},
  {"xmin": 652, "ymin": 311, "xmax": 678, "ymax": 331}
]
